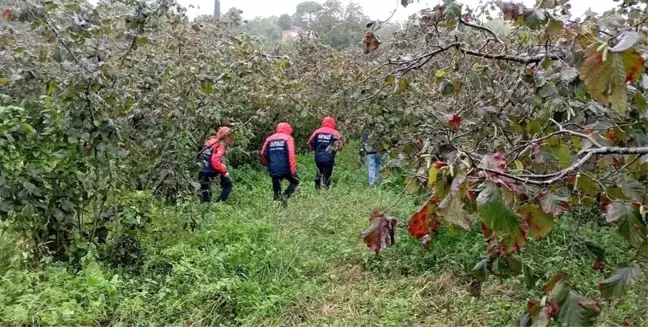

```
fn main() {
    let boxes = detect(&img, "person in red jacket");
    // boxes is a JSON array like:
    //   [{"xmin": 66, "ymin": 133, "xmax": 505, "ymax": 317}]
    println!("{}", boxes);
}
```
[
  {"xmin": 308, "ymin": 116, "xmax": 343, "ymax": 190},
  {"xmin": 260, "ymin": 122, "xmax": 299, "ymax": 201},
  {"xmin": 198, "ymin": 126, "xmax": 233, "ymax": 202}
]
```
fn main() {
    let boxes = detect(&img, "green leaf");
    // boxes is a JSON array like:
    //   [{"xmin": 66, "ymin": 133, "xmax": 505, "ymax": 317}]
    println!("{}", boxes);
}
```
[
  {"xmin": 397, "ymin": 78, "xmax": 410, "ymax": 93},
  {"xmin": 477, "ymin": 185, "xmax": 526, "ymax": 251},
  {"xmin": 540, "ymin": 58, "xmax": 552, "ymax": 70},
  {"xmin": 136, "ymin": 36, "xmax": 149, "ymax": 45},
  {"xmin": 472, "ymin": 258, "xmax": 489, "ymax": 281},
  {"xmin": 523, "ymin": 265, "xmax": 536, "ymax": 290},
  {"xmin": 599, "ymin": 264, "xmax": 640, "ymax": 298},
  {"xmin": 46, "ymin": 80, "xmax": 58, "ymax": 96},
  {"xmin": 492, "ymin": 255, "xmax": 523, "ymax": 279},
  {"xmin": 579, "ymin": 45, "xmax": 645, "ymax": 117},
  {"xmin": 547, "ymin": 19, "xmax": 563, "ymax": 36},
  {"xmin": 560, "ymin": 68, "xmax": 579, "ymax": 82},
  {"xmin": 554, "ymin": 144, "xmax": 572, "ymax": 169},
  {"xmin": 537, "ymin": 82, "xmax": 556, "ymax": 98},
  {"xmin": 438, "ymin": 174, "xmax": 471, "ymax": 229},
  {"xmin": 537, "ymin": 0, "xmax": 557, "ymax": 9},
  {"xmin": 616, "ymin": 175, "xmax": 645, "ymax": 203},
  {"xmin": 582, "ymin": 238, "xmax": 606, "ymax": 261},
  {"xmin": 439, "ymin": 79, "xmax": 453, "ymax": 95},
  {"xmin": 575, "ymin": 174, "xmax": 598, "ymax": 197},
  {"xmin": 605, "ymin": 202, "xmax": 647, "ymax": 248},
  {"xmin": 550, "ymin": 281, "xmax": 601, "ymax": 327},
  {"xmin": 519, "ymin": 204, "xmax": 554, "ymax": 239},
  {"xmin": 443, "ymin": 0, "xmax": 463, "ymax": 20},
  {"xmin": 0, "ymin": 78, "xmax": 9, "ymax": 86},
  {"xmin": 523, "ymin": 9, "xmax": 548, "ymax": 30},
  {"xmin": 634, "ymin": 92, "xmax": 648, "ymax": 111},
  {"xmin": 539, "ymin": 192, "xmax": 569, "ymax": 216}
]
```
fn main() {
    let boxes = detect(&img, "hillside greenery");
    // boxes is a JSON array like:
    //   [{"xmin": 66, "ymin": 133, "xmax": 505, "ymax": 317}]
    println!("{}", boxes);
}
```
[{"xmin": 1, "ymin": 0, "xmax": 648, "ymax": 326}]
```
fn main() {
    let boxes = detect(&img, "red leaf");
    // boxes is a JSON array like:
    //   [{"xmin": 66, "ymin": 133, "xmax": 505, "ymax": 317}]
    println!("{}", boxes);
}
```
[
  {"xmin": 480, "ymin": 152, "xmax": 520, "ymax": 192},
  {"xmin": 607, "ymin": 129, "xmax": 617, "ymax": 143},
  {"xmin": 408, "ymin": 203, "xmax": 429, "ymax": 238},
  {"xmin": 593, "ymin": 259, "xmax": 605, "ymax": 271},
  {"xmin": 600, "ymin": 193, "xmax": 611, "ymax": 206},
  {"xmin": 2, "ymin": 9, "xmax": 11, "ymax": 20},
  {"xmin": 446, "ymin": 114, "xmax": 462, "ymax": 132},
  {"xmin": 361, "ymin": 211, "xmax": 397, "ymax": 254},
  {"xmin": 481, "ymin": 222, "xmax": 492, "ymax": 238},
  {"xmin": 407, "ymin": 197, "xmax": 441, "ymax": 238},
  {"xmin": 546, "ymin": 301, "xmax": 560, "ymax": 317},
  {"xmin": 612, "ymin": 156, "xmax": 623, "ymax": 169},
  {"xmin": 362, "ymin": 31, "xmax": 381, "ymax": 54},
  {"xmin": 543, "ymin": 272, "xmax": 566, "ymax": 294}
]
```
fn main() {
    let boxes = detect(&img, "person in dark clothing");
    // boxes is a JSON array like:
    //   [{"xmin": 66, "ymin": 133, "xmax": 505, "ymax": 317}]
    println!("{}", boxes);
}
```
[
  {"xmin": 260, "ymin": 122, "xmax": 300, "ymax": 201},
  {"xmin": 307, "ymin": 116, "xmax": 343, "ymax": 190},
  {"xmin": 198, "ymin": 126, "xmax": 233, "ymax": 202}
]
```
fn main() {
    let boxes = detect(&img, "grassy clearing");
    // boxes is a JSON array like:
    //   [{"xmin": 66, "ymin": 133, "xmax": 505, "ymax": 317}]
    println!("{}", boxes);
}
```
[{"xmin": 0, "ymin": 145, "xmax": 647, "ymax": 326}]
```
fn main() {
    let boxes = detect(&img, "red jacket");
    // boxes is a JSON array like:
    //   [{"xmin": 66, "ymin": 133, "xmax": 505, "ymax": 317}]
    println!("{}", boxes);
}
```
[
  {"xmin": 308, "ymin": 116, "xmax": 343, "ymax": 163},
  {"xmin": 203, "ymin": 126, "xmax": 230, "ymax": 174},
  {"xmin": 260, "ymin": 122, "xmax": 297, "ymax": 175}
]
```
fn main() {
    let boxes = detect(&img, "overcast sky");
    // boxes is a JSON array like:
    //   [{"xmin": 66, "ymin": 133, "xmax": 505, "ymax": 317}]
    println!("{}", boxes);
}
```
[{"xmin": 178, "ymin": 0, "xmax": 619, "ymax": 21}]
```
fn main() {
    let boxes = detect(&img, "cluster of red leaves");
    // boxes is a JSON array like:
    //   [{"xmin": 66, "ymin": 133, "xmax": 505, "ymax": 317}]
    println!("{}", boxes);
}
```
[{"xmin": 2, "ymin": 9, "xmax": 11, "ymax": 20}]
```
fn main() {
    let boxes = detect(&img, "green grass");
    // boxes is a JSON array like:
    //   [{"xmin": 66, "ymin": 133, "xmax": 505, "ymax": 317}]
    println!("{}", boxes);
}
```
[{"xmin": 1, "ymin": 145, "xmax": 647, "ymax": 326}]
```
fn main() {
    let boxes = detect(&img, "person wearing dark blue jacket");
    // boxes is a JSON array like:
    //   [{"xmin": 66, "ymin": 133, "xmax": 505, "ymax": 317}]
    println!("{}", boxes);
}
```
[
  {"xmin": 260, "ymin": 122, "xmax": 299, "ymax": 201},
  {"xmin": 307, "ymin": 117, "xmax": 343, "ymax": 190}
]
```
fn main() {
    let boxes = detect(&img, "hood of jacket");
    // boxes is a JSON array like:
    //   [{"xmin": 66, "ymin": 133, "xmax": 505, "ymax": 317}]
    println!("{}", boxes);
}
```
[
  {"xmin": 275, "ymin": 122, "xmax": 293, "ymax": 135},
  {"xmin": 322, "ymin": 116, "xmax": 336, "ymax": 129},
  {"xmin": 213, "ymin": 126, "xmax": 231, "ymax": 144}
]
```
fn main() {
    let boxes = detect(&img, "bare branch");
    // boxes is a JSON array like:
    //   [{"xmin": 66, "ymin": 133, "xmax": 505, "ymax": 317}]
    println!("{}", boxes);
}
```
[
  {"xmin": 479, "ymin": 147, "xmax": 648, "ymax": 185},
  {"xmin": 460, "ymin": 18, "xmax": 503, "ymax": 44},
  {"xmin": 457, "ymin": 47, "xmax": 562, "ymax": 64}
]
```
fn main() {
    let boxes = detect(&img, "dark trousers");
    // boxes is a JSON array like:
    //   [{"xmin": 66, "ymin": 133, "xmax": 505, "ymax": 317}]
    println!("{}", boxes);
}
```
[
  {"xmin": 271, "ymin": 174, "xmax": 299, "ymax": 200},
  {"xmin": 315, "ymin": 161, "xmax": 334, "ymax": 189},
  {"xmin": 198, "ymin": 171, "xmax": 232, "ymax": 202}
]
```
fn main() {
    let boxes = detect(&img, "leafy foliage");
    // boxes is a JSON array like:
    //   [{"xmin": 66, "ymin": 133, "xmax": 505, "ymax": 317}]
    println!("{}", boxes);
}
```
[{"xmin": 1, "ymin": 0, "xmax": 648, "ymax": 325}]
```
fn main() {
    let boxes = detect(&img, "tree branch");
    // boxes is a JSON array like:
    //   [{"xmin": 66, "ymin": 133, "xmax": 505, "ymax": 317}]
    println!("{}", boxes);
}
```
[
  {"xmin": 390, "ymin": 43, "xmax": 563, "ymax": 77},
  {"xmin": 460, "ymin": 18, "xmax": 503, "ymax": 44},
  {"xmin": 457, "ymin": 47, "xmax": 561, "ymax": 64},
  {"xmin": 479, "ymin": 147, "xmax": 648, "ymax": 185}
]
